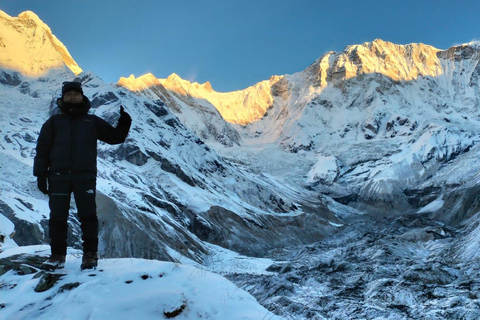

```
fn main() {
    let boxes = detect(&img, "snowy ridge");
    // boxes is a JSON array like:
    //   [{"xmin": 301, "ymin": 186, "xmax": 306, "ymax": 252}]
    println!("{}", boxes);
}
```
[
  {"xmin": 118, "ymin": 73, "xmax": 242, "ymax": 147},
  {"xmin": 122, "ymin": 39, "xmax": 479, "ymax": 151},
  {"xmin": 119, "ymin": 72, "xmax": 282, "ymax": 127},
  {"xmin": 161, "ymin": 74, "xmax": 282, "ymax": 126}
]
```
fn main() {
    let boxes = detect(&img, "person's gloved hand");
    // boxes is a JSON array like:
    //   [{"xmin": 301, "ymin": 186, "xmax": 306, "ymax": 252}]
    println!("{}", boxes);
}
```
[
  {"xmin": 119, "ymin": 106, "xmax": 131, "ymax": 124},
  {"xmin": 37, "ymin": 175, "xmax": 48, "ymax": 194}
]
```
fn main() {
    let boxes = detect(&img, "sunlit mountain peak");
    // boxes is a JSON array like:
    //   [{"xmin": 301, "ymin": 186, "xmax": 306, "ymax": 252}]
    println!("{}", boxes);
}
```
[
  {"xmin": 336, "ymin": 39, "xmax": 443, "ymax": 81},
  {"xmin": 0, "ymin": 10, "xmax": 82, "ymax": 77},
  {"xmin": 117, "ymin": 73, "xmax": 161, "ymax": 91}
]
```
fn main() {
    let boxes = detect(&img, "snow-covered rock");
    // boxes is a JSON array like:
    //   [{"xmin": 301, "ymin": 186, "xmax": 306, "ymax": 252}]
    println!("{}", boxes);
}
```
[{"xmin": 0, "ymin": 246, "xmax": 280, "ymax": 320}]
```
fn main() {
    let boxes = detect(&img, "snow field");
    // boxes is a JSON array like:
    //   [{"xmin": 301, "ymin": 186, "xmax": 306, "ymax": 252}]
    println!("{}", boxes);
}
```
[{"xmin": 0, "ymin": 245, "xmax": 280, "ymax": 320}]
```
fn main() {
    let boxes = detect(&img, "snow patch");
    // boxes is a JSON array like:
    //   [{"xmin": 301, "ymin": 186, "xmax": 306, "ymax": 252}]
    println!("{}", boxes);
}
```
[
  {"xmin": 417, "ymin": 195, "xmax": 445, "ymax": 213},
  {"xmin": 307, "ymin": 155, "xmax": 338, "ymax": 185},
  {"xmin": 0, "ymin": 245, "xmax": 280, "ymax": 320}
]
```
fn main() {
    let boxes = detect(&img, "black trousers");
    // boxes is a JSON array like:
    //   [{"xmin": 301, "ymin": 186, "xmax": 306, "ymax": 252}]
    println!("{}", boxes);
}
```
[{"xmin": 48, "ymin": 179, "xmax": 98, "ymax": 256}]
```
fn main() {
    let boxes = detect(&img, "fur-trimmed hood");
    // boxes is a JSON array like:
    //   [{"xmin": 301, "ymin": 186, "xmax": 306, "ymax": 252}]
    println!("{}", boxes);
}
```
[{"xmin": 57, "ymin": 95, "xmax": 91, "ymax": 116}]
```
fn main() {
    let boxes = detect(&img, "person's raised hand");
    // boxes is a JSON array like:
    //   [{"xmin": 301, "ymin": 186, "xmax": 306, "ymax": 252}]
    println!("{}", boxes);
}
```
[{"xmin": 119, "ymin": 106, "xmax": 131, "ymax": 124}]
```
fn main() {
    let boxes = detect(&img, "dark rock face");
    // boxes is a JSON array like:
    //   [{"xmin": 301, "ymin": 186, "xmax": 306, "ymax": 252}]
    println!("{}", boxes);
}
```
[
  {"xmin": 429, "ymin": 184, "xmax": 480, "ymax": 226},
  {"xmin": 190, "ymin": 205, "xmax": 337, "ymax": 257},
  {"xmin": 0, "ymin": 71, "xmax": 21, "ymax": 86},
  {"xmin": 144, "ymin": 101, "xmax": 168, "ymax": 118},
  {"xmin": 90, "ymin": 92, "xmax": 119, "ymax": 108},
  {"xmin": 159, "ymin": 158, "xmax": 195, "ymax": 187},
  {"xmin": 144, "ymin": 149, "xmax": 196, "ymax": 186},
  {"xmin": 95, "ymin": 191, "xmax": 207, "ymax": 263},
  {"xmin": 114, "ymin": 144, "xmax": 149, "ymax": 166},
  {"xmin": 164, "ymin": 117, "xmax": 181, "ymax": 129}
]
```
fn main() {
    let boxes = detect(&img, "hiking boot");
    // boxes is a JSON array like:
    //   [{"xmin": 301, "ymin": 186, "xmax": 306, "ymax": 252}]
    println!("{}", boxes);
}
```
[
  {"xmin": 41, "ymin": 254, "xmax": 66, "ymax": 271},
  {"xmin": 81, "ymin": 252, "xmax": 98, "ymax": 270}
]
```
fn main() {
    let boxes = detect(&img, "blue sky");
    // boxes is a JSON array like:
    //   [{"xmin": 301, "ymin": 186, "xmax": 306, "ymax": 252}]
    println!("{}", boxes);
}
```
[{"xmin": 1, "ymin": 0, "xmax": 479, "ymax": 92}]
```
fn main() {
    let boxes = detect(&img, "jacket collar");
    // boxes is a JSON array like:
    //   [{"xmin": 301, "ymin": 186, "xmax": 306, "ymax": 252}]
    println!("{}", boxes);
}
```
[{"xmin": 57, "ymin": 95, "xmax": 91, "ymax": 116}]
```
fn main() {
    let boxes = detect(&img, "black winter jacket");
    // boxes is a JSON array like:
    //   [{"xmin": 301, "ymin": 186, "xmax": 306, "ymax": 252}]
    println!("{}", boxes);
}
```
[{"xmin": 33, "ymin": 97, "xmax": 131, "ymax": 178}]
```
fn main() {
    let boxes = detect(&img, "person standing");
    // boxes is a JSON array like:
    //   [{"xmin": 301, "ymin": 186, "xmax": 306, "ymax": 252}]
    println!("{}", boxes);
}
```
[{"xmin": 34, "ymin": 81, "xmax": 132, "ymax": 270}]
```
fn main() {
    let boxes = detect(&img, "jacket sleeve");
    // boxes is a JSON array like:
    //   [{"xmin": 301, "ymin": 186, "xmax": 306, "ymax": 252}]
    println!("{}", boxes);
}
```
[
  {"xmin": 33, "ymin": 118, "xmax": 54, "ymax": 177},
  {"xmin": 95, "ymin": 115, "xmax": 132, "ymax": 145}
]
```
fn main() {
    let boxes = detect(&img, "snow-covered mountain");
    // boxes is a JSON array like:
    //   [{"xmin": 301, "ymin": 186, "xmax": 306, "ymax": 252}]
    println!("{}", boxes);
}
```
[
  {"xmin": 0, "ymin": 10, "xmax": 82, "ymax": 77},
  {"xmin": 123, "ymin": 38, "xmax": 480, "ymax": 217},
  {"xmin": 2, "ymin": 8, "xmax": 480, "ymax": 319}
]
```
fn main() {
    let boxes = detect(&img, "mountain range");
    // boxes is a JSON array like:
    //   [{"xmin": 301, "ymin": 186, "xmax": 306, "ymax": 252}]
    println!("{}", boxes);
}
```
[{"xmin": 1, "ymin": 9, "xmax": 480, "ymax": 319}]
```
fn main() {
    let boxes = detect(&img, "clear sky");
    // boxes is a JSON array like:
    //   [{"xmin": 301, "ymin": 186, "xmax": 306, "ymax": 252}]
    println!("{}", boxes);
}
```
[{"xmin": 1, "ymin": 0, "xmax": 479, "ymax": 92}]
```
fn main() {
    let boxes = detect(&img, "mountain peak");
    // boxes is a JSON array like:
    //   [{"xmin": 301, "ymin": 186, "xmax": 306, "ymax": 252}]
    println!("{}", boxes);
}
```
[
  {"xmin": 467, "ymin": 40, "xmax": 480, "ymax": 47},
  {"xmin": 333, "ymin": 39, "xmax": 442, "ymax": 81},
  {"xmin": 162, "ymin": 73, "xmax": 213, "ymax": 91},
  {"xmin": 165, "ymin": 72, "xmax": 184, "ymax": 84},
  {"xmin": 203, "ymin": 80, "xmax": 213, "ymax": 91},
  {"xmin": 117, "ymin": 73, "xmax": 161, "ymax": 91},
  {"xmin": 0, "ymin": 9, "xmax": 82, "ymax": 76},
  {"xmin": 17, "ymin": 10, "xmax": 43, "ymax": 24}
]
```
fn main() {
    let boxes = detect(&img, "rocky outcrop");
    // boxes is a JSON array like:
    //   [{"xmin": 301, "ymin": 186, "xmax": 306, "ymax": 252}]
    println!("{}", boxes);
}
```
[
  {"xmin": 96, "ymin": 191, "xmax": 207, "ymax": 263},
  {"xmin": 114, "ymin": 144, "xmax": 149, "ymax": 166},
  {"xmin": 0, "ymin": 70, "xmax": 22, "ymax": 86},
  {"xmin": 0, "ymin": 200, "xmax": 45, "ymax": 246},
  {"xmin": 0, "ymin": 254, "xmax": 72, "ymax": 293}
]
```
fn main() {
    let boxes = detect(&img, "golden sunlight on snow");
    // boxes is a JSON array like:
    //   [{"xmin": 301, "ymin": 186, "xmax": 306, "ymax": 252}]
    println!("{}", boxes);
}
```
[
  {"xmin": 0, "ymin": 11, "xmax": 82, "ymax": 77},
  {"xmin": 118, "ymin": 73, "xmax": 162, "ymax": 91},
  {"xmin": 118, "ymin": 72, "xmax": 283, "ymax": 125},
  {"xmin": 118, "ymin": 40, "xmax": 447, "ymax": 126},
  {"xmin": 339, "ymin": 39, "xmax": 443, "ymax": 81}
]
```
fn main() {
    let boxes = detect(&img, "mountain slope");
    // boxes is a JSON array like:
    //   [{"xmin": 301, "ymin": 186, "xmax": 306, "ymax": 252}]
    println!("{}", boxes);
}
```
[
  {"xmin": 0, "ymin": 69, "xmax": 341, "ymax": 261},
  {"xmin": 118, "ymin": 73, "xmax": 242, "ymax": 147},
  {"xmin": 128, "ymin": 39, "xmax": 480, "ymax": 217}
]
